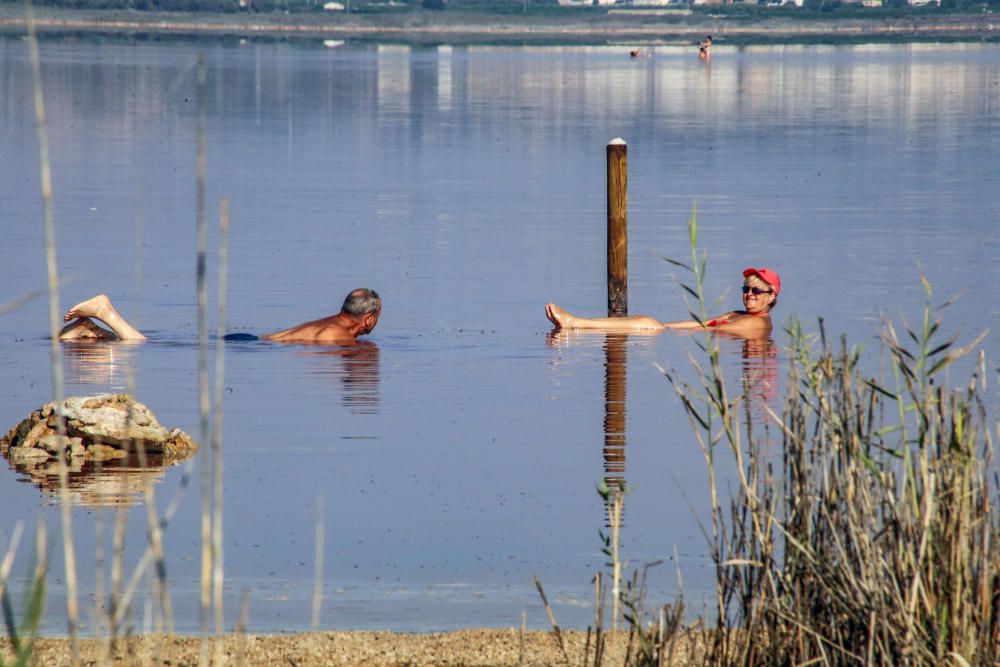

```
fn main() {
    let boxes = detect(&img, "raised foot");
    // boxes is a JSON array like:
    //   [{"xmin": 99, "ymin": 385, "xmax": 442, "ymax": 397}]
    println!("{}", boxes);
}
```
[{"xmin": 64, "ymin": 294, "xmax": 112, "ymax": 323}]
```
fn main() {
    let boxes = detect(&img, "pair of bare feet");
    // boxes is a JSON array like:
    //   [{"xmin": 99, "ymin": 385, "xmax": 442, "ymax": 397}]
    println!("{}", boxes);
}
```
[{"xmin": 60, "ymin": 294, "xmax": 146, "ymax": 341}]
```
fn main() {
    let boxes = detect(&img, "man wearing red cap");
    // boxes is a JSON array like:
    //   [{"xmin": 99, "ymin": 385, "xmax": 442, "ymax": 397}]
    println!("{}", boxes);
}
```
[{"xmin": 545, "ymin": 267, "xmax": 780, "ymax": 338}]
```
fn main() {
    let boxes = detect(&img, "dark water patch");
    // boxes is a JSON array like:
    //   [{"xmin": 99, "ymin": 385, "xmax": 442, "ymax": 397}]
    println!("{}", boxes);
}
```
[{"xmin": 222, "ymin": 332, "xmax": 260, "ymax": 341}]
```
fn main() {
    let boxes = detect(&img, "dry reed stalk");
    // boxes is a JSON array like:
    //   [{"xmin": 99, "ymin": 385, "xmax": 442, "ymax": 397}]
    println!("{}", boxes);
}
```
[
  {"xmin": 212, "ymin": 197, "xmax": 231, "ymax": 665},
  {"xmin": 194, "ymin": 50, "xmax": 212, "ymax": 667},
  {"xmin": 310, "ymin": 494, "xmax": 324, "ymax": 632},
  {"xmin": 102, "ymin": 183, "xmax": 147, "ymax": 666},
  {"xmin": 533, "ymin": 575, "xmax": 570, "ymax": 665},
  {"xmin": 97, "ymin": 44, "xmax": 203, "ymax": 664},
  {"xmin": 1, "ymin": 520, "xmax": 47, "ymax": 664},
  {"xmin": 658, "ymin": 209, "xmax": 740, "ymax": 663},
  {"xmin": 108, "ymin": 509, "xmax": 127, "ymax": 655},
  {"xmin": 93, "ymin": 512, "xmax": 107, "ymax": 665},
  {"xmin": 610, "ymin": 490, "xmax": 622, "ymax": 632},
  {"xmin": 111, "ymin": 457, "xmax": 198, "ymax": 632},
  {"xmin": 134, "ymin": 426, "xmax": 176, "ymax": 638},
  {"xmin": 109, "ymin": 347, "xmax": 202, "ymax": 635},
  {"xmin": 25, "ymin": 3, "xmax": 79, "ymax": 662},
  {"xmin": 592, "ymin": 570, "xmax": 605, "ymax": 667},
  {"xmin": 519, "ymin": 609, "xmax": 526, "ymax": 666},
  {"xmin": 234, "ymin": 589, "xmax": 250, "ymax": 666},
  {"xmin": 103, "ymin": 373, "xmax": 168, "ymax": 645},
  {"xmin": 0, "ymin": 289, "xmax": 47, "ymax": 319},
  {"xmin": 0, "ymin": 523, "xmax": 25, "ymax": 603}
]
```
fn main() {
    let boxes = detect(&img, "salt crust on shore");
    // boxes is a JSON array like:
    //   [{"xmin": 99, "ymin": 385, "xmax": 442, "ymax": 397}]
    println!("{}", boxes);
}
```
[{"xmin": 5, "ymin": 629, "xmax": 703, "ymax": 665}]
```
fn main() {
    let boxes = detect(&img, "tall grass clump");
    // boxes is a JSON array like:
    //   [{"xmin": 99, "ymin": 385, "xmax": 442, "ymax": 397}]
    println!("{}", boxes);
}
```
[{"xmin": 659, "ymin": 209, "xmax": 999, "ymax": 666}]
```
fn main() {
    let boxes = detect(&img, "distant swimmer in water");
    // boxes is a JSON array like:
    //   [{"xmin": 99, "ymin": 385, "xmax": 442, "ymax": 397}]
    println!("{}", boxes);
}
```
[
  {"xmin": 59, "ymin": 288, "xmax": 381, "ymax": 346},
  {"xmin": 260, "ymin": 288, "xmax": 380, "ymax": 345},
  {"xmin": 545, "ymin": 267, "xmax": 780, "ymax": 339},
  {"xmin": 699, "ymin": 35, "xmax": 713, "ymax": 60}
]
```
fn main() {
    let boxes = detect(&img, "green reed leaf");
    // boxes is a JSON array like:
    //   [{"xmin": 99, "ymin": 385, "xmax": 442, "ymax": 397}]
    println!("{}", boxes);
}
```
[
  {"xmin": 662, "ymin": 256, "xmax": 692, "ymax": 271},
  {"xmin": 926, "ymin": 341, "xmax": 953, "ymax": 358},
  {"xmin": 864, "ymin": 380, "xmax": 899, "ymax": 400}
]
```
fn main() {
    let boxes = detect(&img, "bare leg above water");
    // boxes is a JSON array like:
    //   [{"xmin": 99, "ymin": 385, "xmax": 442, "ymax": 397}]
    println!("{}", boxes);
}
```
[
  {"xmin": 60, "ymin": 294, "xmax": 146, "ymax": 341},
  {"xmin": 544, "ymin": 303, "xmax": 665, "ymax": 332}
]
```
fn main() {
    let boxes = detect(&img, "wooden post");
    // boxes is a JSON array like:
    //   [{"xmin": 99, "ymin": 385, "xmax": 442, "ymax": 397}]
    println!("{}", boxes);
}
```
[{"xmin": 607, "ymin": 138, "xmax": 628, "ymax": 316}]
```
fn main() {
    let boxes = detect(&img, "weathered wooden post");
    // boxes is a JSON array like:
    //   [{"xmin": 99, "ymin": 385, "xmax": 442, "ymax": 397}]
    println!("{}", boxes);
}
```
[{"xmin": 607, "ymin": 138, "xmax": 628, "ymax": 316}]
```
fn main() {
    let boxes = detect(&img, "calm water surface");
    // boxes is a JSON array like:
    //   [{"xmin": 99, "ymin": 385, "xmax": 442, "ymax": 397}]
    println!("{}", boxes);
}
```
[{"xmin": 1, "ymin": 36, "xmax": 998, "ymax": 633}]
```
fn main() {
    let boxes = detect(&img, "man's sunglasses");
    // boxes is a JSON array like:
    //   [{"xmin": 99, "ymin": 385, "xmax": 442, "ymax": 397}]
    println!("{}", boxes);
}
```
[{"xmin": 742, "ymin": 286, "xmax": 774, "ymax": 296}]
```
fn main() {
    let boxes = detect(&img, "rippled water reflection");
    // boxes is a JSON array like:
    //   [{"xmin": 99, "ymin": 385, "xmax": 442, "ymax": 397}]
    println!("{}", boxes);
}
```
[{"xmin": 1, "ymin": 36, "xmax": 997, "ymax": 633}]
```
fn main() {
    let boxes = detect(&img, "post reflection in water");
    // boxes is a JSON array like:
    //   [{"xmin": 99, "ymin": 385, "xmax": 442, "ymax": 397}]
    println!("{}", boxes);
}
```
[
  {"xmin": 302, "ymin": 342, "xmax": 381, "ymax": 414},
  {"xmin": 62, "ymin": 340, "xmax": 141, "ymax": 390},
  {"xmin": 603, "ymin": 334, "xmax": 628, "ymax": 528},
  {"xmin": 545, "ymin": 330, "xmax": 631, "ymax": 527}
]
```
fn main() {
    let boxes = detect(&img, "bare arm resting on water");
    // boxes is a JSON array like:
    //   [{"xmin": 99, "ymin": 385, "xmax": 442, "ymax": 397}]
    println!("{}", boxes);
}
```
[
  {"xmin": 60, "ymin": 294, "xmax": 146, "ymax": 341},
  {"xmin": 544, "ymin": 267, "xmax": 780, "ymax": 339}
]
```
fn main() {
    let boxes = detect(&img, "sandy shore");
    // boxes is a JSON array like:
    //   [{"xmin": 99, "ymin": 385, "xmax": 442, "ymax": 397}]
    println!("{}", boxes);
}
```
[
  {"xmin": 1, "ymin": 5, "xmax": 997, "ymax": 44},
  {"xmin": 5, "ymin": 628, "xmax": 703, "ymax": 665}
]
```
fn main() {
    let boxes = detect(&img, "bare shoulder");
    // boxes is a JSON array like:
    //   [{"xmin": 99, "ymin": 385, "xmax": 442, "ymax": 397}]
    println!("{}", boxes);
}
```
[
  {"xmin": 724, "ymin": 312, "xmax": 772, "ymax": 335},
  {"xmin": 263, "ymin": 321, "xmax": 354, "ymax": 345},
  {"xmin": 308, "ymin": 324, "xmax": 357, "ymax": 345}
]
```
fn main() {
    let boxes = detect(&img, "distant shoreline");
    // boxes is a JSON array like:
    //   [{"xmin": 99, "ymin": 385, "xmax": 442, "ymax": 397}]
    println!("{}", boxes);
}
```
[{"xmin": 1, "ymin": 6, "xmax": 997, "ymax": 45}]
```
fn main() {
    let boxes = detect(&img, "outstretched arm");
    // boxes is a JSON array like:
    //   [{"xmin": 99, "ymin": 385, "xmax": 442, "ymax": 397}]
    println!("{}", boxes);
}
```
[{"xmin": 661, "ymin": 311, "xmax": 741, "ymax": 330}]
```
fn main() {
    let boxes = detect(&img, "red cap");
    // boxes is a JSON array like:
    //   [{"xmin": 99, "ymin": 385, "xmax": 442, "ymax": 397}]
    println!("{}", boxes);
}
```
[{"xmin": 743, "ymin": 267, "xmax": 781, "ymax": 295}]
